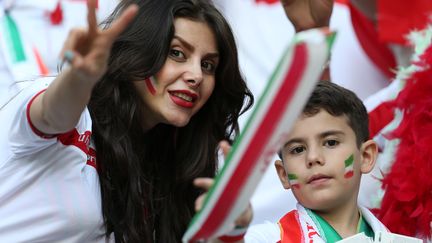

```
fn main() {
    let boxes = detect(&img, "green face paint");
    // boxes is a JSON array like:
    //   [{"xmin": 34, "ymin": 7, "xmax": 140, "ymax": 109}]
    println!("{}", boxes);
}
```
[
  {"xmin": 288, "ymin": 173, "xmax": 300, "ymax": 189},
  {"xmin": 344, "ymin": 154, "xmax": 354, "ymax": 179}
]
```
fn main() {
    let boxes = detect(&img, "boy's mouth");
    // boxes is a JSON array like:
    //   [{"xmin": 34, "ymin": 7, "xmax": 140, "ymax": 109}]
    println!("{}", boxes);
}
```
[{"xmin": 307, "ymin": 174, "xmax": 332, "ymax": 184}]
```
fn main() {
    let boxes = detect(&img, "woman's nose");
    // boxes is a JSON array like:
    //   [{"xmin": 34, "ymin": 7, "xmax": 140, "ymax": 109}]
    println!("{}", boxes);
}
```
[{"xmin": 183, "ymin": 62, "xmax": 203, "ymax": 87}]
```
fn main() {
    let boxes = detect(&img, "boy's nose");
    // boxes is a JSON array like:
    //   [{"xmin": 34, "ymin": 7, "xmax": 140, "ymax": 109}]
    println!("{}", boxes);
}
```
[{"xmin": 306, "ymin": 148, "xmax": 325, "ymax": 167}]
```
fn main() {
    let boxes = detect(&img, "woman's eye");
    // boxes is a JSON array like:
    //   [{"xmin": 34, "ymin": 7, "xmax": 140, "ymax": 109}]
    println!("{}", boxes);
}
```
[
  {"xmin": 201, "ymin": 61, "xmax": 215, "ymax": 73},
  {"xmin": 290, "ymin": 146, "xmax": 305, "ymax": 155},
  {"xmin": 169, "ymin": 49, "xmax": 185, "ymax": 59},
  {"xmin": 324, "ymin": 140, "xmax": 339, "ymax": 147}
]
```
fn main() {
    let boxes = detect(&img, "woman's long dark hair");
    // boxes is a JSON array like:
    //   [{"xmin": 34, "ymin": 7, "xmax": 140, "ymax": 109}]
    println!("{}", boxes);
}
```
[{"xmin": 88, "ymin": 0, "xmax": 253, "ymax": 242}]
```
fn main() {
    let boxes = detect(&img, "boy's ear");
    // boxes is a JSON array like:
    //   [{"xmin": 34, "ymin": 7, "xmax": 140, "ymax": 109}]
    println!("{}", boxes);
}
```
[
  {"xmin": 274, "ymin": 159, "xmax": 291, "ymax": 190},
  {"xmin": 359, "ymin": 139, "xmax": 378, "ymax": 174}
]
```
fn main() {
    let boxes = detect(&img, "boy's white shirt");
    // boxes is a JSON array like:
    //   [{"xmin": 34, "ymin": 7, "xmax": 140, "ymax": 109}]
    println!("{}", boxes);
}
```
[{"xmin": 244, "ymin": 203, "xmax": 388, "ymax": 243}]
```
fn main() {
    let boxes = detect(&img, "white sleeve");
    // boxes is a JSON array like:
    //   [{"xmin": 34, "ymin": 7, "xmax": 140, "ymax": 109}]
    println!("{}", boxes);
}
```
[
  {"xmin": 1, "ymin": 77, "xmax": 90, "ymax": 159},
  {"xmin": 6, "ymin": 79, "xmax": 56, "ymax": 157},
  {"xmin": 244, "ymin": 221, "xmax": 280, "ymax": 243}
]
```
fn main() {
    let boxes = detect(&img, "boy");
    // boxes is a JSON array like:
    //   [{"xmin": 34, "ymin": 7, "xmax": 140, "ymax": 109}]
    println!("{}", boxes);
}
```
[{"xmin": 244, "ymin": 81, "xmax": 388, "ymax": 242}]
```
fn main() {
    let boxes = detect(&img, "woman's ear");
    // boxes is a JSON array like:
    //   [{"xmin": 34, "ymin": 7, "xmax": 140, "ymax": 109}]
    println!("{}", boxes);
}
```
[
  {"xmin": 359, "ymin": 139, "xmax": 378, "ymax": 174},
  {"xmin": 275, "ymin": 160, "xmax": 291, "ymax": 190}
]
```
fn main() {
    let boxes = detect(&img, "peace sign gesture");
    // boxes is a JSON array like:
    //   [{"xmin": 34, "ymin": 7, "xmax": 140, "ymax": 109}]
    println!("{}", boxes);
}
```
[
  {"xmin": 30, "ymin": 0, "xmax": 138, "ymax": 135},
  {"xmin": 60, "ymin": 0, "xmax": 138, "ymax": 84},
  {"xmin": 280, "ymin": 0, "xmax": 333, "ymax": 32}
]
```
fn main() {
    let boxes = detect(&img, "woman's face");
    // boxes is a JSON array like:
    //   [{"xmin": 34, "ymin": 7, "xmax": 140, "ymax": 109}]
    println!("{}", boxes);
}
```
[{"xmin": 135, "ymin": 17, "xmax": 219, "ymax": 130}]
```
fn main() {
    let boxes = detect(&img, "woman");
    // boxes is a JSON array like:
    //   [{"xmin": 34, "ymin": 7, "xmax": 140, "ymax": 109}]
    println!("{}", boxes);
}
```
[{"xmin": 0, "ymin": 0, "xmax": 253, "ymax": 242}]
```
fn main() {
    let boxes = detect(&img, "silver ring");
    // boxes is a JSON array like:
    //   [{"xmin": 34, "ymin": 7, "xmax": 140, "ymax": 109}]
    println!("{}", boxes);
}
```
[{"xmin": 63, "ymin": 50, "xmax": 74, "ymax": 64}]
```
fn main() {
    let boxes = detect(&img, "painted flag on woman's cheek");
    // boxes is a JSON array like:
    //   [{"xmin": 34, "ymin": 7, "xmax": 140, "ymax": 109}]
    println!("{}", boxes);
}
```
[{"xmin": 182, "ymin": 28, "xmax": 335, "ymax": 243}]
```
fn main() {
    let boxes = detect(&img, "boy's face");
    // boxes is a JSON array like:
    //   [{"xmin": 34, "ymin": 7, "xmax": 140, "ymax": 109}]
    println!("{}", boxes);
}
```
[{"xmin": 275, "ymin": 109, "xmax": 376, "ymax": 212}]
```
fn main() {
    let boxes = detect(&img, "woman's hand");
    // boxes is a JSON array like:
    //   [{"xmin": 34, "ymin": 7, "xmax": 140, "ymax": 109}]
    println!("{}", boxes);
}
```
[
  {"xmin": 280, "ymin": 0, "xmax": 333, "ymax": 32},
  {"xmin": 193, "ymin": 177, "xmax": 252, "ymax": 243},
  {"xmin": 193, "ymin": 140, "xmax": 232, "ymax": 213},
  {"xmin": 60, "ymin": 0, "xmax": 138, "ymax": 84},
  {"xmin": 29, "ymin": 0, "xmax": 138, "ymax": 135}
]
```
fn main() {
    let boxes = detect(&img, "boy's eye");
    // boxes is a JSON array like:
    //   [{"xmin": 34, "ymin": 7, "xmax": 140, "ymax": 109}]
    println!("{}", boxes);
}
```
[
  {"xmin": 324, "ymin": 139, "xmax": 339, "ymax": 147},
  {"xmin": 201, "ymin": 61, "xmax": 216, "ymax": 73},
  {"xmin": 290, "ymin": 146, "xmax": 305, "ymax": 155},
  {"xmin": 169, "ymin": 49, "xmax": 185, "ymax": 59}
]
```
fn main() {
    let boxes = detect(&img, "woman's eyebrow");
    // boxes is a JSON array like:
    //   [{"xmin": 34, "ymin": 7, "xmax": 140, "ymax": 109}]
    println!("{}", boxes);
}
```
[
  {"xmin": 173, "ymin": 35, "xmax": 194, "ymax": 51},
  {"xmin": 173, "ymin": 35, "xmax": 219, "ymax": 58}
]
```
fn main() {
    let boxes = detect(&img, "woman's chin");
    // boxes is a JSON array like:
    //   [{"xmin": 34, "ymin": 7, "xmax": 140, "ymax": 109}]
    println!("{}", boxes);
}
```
[{"xmin": 166, "ymin": 117, "xmax": 191, "ymax": 128}]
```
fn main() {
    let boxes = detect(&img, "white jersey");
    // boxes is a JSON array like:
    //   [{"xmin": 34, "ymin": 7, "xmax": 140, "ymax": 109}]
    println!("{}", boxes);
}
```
[{"xmin": 0, "ymin": 77, "xmax": 108, "ymax": 242}]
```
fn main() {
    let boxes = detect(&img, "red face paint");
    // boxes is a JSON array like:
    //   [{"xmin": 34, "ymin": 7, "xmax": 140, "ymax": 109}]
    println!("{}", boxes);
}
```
[{"xmin": 145, "ymin": 76, "xmax": 156, "ymax": 95}]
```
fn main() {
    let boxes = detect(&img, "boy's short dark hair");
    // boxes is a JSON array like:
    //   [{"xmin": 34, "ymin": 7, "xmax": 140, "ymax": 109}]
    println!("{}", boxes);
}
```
[
  {"xmin": 304, "ymin": 81, "xmax": 369, "ymax": 146},
  {"xmin": 278, "ymin": 81, "xmax": 369, "ymax": 160}
]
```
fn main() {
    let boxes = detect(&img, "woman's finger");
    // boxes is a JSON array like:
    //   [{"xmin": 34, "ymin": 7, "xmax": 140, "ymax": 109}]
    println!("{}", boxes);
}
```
[
  {"xmin": 60, "ymin": 28, "xmax": 86, "ymax": 55},
  {"xmin": 61, "ymin": 50, "xmax": 84, "ymax": 68},
  {"xmin": 193, "ymin": 177, "xmax": 214, "ymax": 190},
  {"xmin": 280, "ymin": 0, "xmax": 296, "ymax": 6},
  {"xmin": 103, "ymin": 4, "xmax": 139, "ymax": 44},
  {"xmin": 87, "ymin": 0, "xmax": 98, "ymax": 38},
  {"xmin": 59, "ymin": 28, "xmax": 89, "ymax": 66},
  {"xmin": 195, "ymin": 194, "xmax": 207, "ymax": 211},
  {"xmin": 194, "ymin": 178, "xmax": 214, "ymax": 211},
  {"xmin": 218, "ymin": 140, "xmax": 232, "ymax": 158}
]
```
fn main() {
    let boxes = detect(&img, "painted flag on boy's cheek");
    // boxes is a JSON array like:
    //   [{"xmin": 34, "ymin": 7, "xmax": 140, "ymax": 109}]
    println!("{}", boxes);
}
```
[
  {"xmin": 288, "ymin": 174, "xmax": 300, "ymax": 189},
  {"xmin": 344, "ymin": 154, "xmax": 354, "ymax": 179},
  {"xmin": 182, "ymin": 28, "xmax": 334, "ymax": 243}
]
